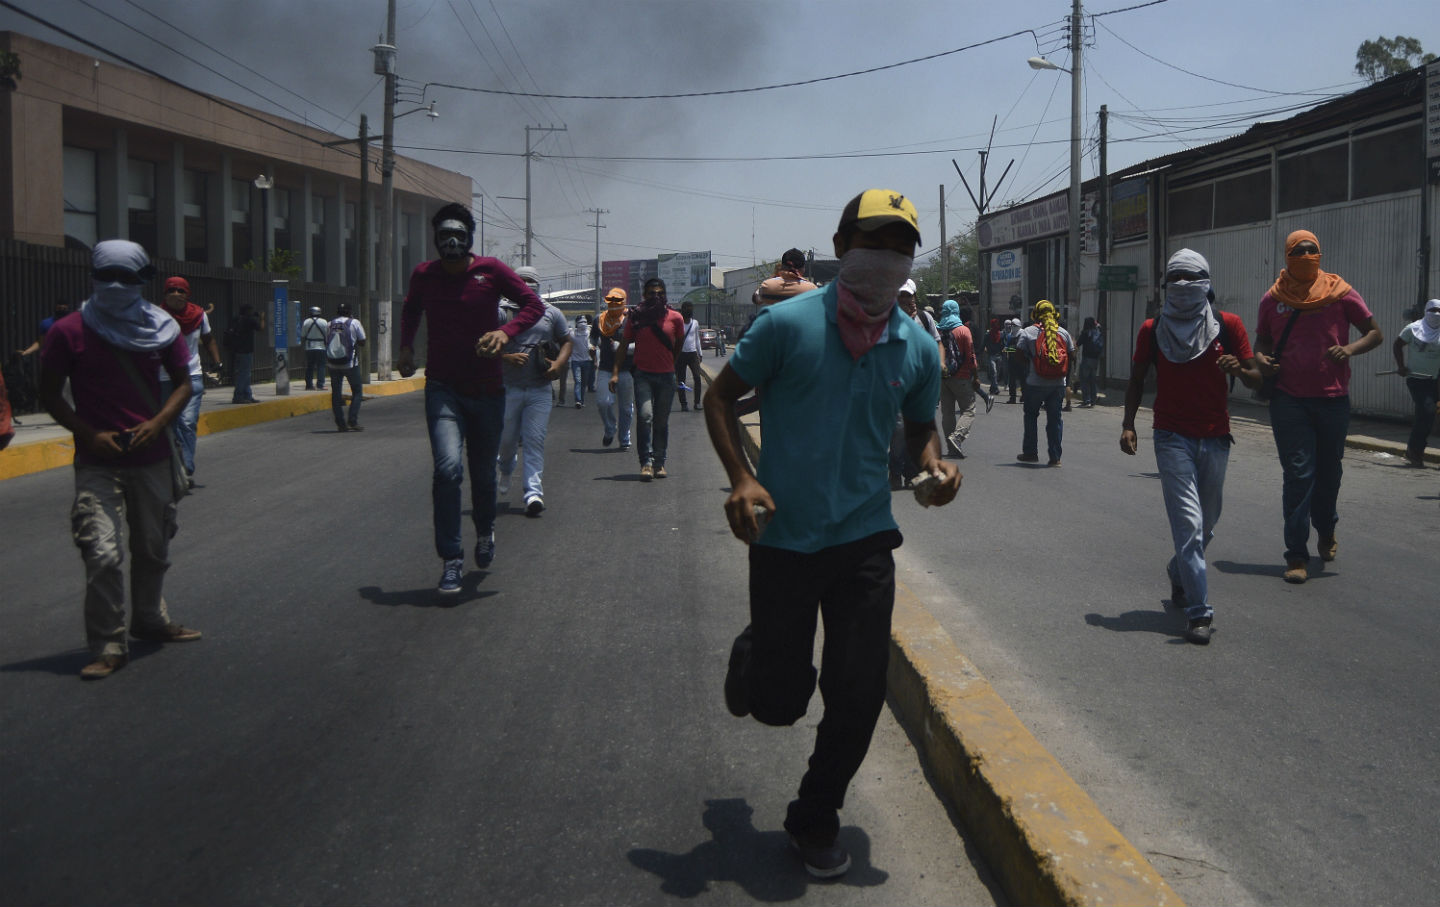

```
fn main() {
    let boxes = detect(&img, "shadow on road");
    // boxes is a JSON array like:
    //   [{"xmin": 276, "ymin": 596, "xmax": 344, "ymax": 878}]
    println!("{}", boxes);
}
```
[
  {"xmin": 627, "ymin": 798, "xmax": 886, "ymax": 900},
  {"xmin": 1085, "ymin": 608, "xmax": 1188, "ymax": 643},
  {"xmin": 0, "ymin": 646, "xmax": 161, "ymax": 675},
  {"xmin": 358, "ymin": 582, "xmax": 497, "ymax": 609}
]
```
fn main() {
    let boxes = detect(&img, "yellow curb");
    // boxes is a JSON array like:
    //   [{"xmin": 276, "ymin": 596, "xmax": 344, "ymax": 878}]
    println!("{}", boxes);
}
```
[
  {"xmin": 0, "ymin": 377, "xmax": 428, "ymax": 481},
  {"xmin": 888, "ymin": 584, "xmax": 1184, "ymax": 906},
  {"xmin": 0, "ymin": 436, "xmax": 77, "ymax": 481}
]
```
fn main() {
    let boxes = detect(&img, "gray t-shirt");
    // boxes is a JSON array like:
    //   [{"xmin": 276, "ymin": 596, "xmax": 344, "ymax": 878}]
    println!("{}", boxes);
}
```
[
  {"xmin": 1017, "ymin": 324, "xmax": 1075, "ymax": 387},
  {"xmin": 502, "ymin": 303, "xmax": 570, "ymax": 389}
]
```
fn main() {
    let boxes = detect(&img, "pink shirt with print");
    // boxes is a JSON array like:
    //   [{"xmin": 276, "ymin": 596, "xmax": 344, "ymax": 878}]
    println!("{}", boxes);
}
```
[{"xmin": 1255, "ymin": 288, "xmax": 1372, "ymax": 398}]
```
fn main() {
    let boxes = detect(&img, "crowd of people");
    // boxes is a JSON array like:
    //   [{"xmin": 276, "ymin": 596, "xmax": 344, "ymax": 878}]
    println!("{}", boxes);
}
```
[{"xmin": 17, "ymin": 181, "xmax": 1439, "ymax": 881}]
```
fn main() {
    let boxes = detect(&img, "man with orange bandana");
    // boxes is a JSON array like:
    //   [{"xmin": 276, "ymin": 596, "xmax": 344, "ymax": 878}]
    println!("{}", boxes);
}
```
[{"xmin": 1254, "ymin": 230, "xmax": 1382, "ymax": 584}]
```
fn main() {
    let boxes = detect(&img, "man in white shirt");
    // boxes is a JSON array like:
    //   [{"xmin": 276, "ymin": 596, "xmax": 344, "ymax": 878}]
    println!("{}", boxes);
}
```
[
  {"xmin": 676, "ymin": 301, "xmax": 704, "ymax": 412},
  {"xmin": 327, "ymin": 302, "xmax": 367, "ymax": 431},
  {"xmin": 299, "ymin": 306, "xmax": 329, "ymax": 390}
]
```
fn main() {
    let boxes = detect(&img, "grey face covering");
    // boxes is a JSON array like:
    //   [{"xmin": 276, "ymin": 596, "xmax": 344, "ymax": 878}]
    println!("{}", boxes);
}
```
[
  {"xmin": 80, "ymin": 240, "xmax": 179, "ymax": 351},
  {"xmin": 1155, "ymin": 248, "xmax": 1219, "ymax": 363},
  {"xmin": 434, "ymin": 218, "xmax": 472, "ymax": 261}
]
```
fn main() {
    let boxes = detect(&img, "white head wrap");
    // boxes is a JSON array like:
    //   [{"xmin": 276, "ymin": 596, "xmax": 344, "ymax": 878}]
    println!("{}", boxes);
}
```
[
  {"xmin": 80, "ymin": 240, "xmax": 179, "ymax": 351},
  {"xmin": 1155, "ymin": 248, "xmax": 1220, "ymax": 363}
]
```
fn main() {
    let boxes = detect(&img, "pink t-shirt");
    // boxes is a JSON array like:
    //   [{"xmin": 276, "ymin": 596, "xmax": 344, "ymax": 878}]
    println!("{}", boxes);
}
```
[
  {"xmin": 39, "ymin": 313, "xmax": 191, "ymax": 468},
  {"xmin": 1255, "ymin": 288, "xmax": 1372, "ymax": 398},
  {"xmin": 622, "ymin": 309, "xmax": 685, "ymax": 374}
]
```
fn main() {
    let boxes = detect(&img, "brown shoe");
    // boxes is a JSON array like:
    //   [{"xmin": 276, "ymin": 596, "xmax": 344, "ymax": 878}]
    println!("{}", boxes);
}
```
[
  {"xmin": 1283, "ymin": 559, "xmax": 1308, "ymax": 584},
  {"xmin": 639, "ymin": 464, "xmax": 653, "ymax": 481},
  {"xmin": 1047, "ymin": 458, "xmax": 1062, "ymax": 467},
  {"xmin": 1319, "ymin": 535, "xmax": 1337, "ymax": 562},
  {"xmin": 654, "ymin": 465, "xmax": 668, "ymax": 479},
  {"xmin": 80, "ymin": 653, "xmax": 128, "ymax": 680},
  {"xmin": 130, "ymin": 623, "xmax": 203, "ymax": 643}
]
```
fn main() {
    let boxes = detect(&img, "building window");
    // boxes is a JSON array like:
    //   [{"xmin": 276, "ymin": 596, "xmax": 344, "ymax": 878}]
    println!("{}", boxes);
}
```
[
  {"xmin": 62, "ymin": 146, "xmax": 98, "ymax": 249},
  {"xmin": 273, "ymin": 189, "xmax": 293, "ymax": 259},
  {"xmin": 344, "ymin": 201, "xmax": 356, "ymax": 287},
  {"xmin": 1278, "ymin": 143, "xmax": 1348, "ymax": 212},
  {"xmin": 231, "ymin": 178, "xmax": 252, "ymax": 267},
  {"xmin": 183, "ymin": 169, "xmax": 207, "ymax": 263},
  {"xmin": 1352, "ymin": 124, "xmax": 1422, "ymax": 199},
  {"xmin": 1167, "ymin": 183, "xmax": 1213, "ymax": 234},
  {"xmin": 310, "ymin": 197, "xmax": 327, "ymax": 284},
  {"xmin": 1213, "ymin": 169, "xmax": 1271, "ymax": 227},
  {"xmin": 127, "ymin": 159, "xmax": 157, "ymax": 255}
]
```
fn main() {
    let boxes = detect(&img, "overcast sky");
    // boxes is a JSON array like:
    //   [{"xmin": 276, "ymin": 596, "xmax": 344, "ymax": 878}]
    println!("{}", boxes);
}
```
[{"xmin": 3, "ymin": 0, "xmax": 1436, "ymax": 285}]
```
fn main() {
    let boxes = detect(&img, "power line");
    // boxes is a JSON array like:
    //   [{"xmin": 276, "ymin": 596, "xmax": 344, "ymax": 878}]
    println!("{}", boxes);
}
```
[{"xmin": 420, "ymin": 28, "xmax": 1042, "ymax": 100}]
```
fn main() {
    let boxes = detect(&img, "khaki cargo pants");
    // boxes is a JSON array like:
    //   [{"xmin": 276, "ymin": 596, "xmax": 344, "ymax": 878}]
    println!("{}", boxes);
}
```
[{"xmin": 70, "ymin": 461, "xmax": 176, "ymax": 657}]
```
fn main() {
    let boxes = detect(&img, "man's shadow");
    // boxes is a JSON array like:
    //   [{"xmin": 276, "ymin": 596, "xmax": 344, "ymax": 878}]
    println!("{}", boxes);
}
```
[
  {"xmin": 1085, "ymin": 598, "xmax": 1191, "ymax": 644},
  {"xmin": 627, "ymin": 798, "xmax": 886, "ymax": 900},
  {"xmin": 359, "ymin": 579, "xmax": 496, "ymax": 609}
]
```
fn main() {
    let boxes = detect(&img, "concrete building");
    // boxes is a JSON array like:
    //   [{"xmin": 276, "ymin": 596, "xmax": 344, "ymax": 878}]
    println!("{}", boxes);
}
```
[
  {"xmin": 978, "ymin": 63, "xmax": 1440, "ymax": 419},
  {"xmin": 1, "ymin": 30, "xmax": 469, "ymax": 293}
]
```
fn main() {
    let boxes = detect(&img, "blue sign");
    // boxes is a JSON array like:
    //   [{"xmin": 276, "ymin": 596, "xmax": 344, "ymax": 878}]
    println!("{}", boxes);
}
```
[{"xmin": 272, "ymin": 283, "xmax": 289, "ymax": 348}]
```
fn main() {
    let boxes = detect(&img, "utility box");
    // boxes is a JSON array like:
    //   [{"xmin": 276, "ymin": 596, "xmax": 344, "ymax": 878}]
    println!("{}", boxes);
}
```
[{"xmin": 372, "ymin": 43, "xmax": 396, "ymax": 76}]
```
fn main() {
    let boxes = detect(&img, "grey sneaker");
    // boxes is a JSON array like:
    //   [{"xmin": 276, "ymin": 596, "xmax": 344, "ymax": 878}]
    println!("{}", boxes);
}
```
[
  {"xmin": 438, "ymin": 558, "xmax": 464, "ymax": 594},
  {"xmin": 1185, "ymin": 616, "xmax": 1213, "ymax": 645}
]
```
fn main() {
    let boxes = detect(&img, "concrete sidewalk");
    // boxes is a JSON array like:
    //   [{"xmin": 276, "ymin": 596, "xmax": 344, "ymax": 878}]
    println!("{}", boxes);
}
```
[{"xmin": 0, "ymin": 372, "xmax": 426, "ymax": 481}]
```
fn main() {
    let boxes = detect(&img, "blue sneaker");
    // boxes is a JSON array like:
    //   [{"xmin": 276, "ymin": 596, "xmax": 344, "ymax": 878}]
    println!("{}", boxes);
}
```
[
  {"xmin": 474, "ymin": 533, "xmax": 495, "ymax": 569},
  {"xmin": 438, "ymin": 558, "xmax": 464, "ymax": 594}
]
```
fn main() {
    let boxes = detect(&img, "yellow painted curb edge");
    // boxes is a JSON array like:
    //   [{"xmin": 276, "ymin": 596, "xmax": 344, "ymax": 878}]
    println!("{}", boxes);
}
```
[
  {"xmin": 887, "ymin": 585, "xmax": 1184, "ymax": 906},
  {"xmin": 0, "ymin": 377, "xmax": 427, "ymax": 482}
]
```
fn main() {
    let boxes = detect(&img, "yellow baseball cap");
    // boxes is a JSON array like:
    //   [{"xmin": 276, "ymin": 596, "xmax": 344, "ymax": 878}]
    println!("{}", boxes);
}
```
[{"xmin": 838, "ymin": 189, "xmax": 921, "ymax": 246}]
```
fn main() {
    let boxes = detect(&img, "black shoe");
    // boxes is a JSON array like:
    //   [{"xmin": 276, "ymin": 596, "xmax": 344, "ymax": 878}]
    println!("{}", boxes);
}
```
[
  {"xmin": 525, "ymin": 496, "xmax": 545, "ymax": 517},
  {"xmin": 789, "ymin": 833, "xmax": 850, "ymax": 879},
  {"xmin": 348, "ymin": 423, "xmax": 363, "ymax": 431},
  {"xmin": 336, "ymin": 423, "xmax": 348, "ymax": 432},
  {"xmin": 1016, "ymin": 452, "xmax": 1039, "ymax": 463},
  {"xmin": 602, "ymin": 435, "xmax": 613, "ymax": 447},
  {"xmin": 680, "ymin": 403, "xmax": 689, "ymax": 411},
  {"xmin": 1185, "ymin": 616, "xmax": 1213, "ymax": 645},
  {"xmin": 724, "ymin": 626, "xmax": 752, "ymax": 717}
]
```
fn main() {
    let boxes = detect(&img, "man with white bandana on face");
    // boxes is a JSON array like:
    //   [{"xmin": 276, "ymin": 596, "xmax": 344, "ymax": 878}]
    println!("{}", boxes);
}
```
[
  {"xmin": 39, "ymin": 240, "xmax": 202, "ymax": 679},
  {"xmin": 1121, "ymin": 249, "xmax": 1260, "ymax": 645},
  {"xmin": 398, "ymin": 203, "xmax": 546, "ymax": 595},
  {"xmin": 1391, "ymin": 299, "xmax": 1440, "ymax": 468},
  {"xmin": 704, "ymin": 189, "xmax": 960, "ymax": 879}
]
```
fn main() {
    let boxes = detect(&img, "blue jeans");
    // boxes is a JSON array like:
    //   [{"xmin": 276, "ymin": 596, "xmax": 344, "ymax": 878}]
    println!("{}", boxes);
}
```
[
  {"xmin": 330, "ymin": 365, "xmax": 362, "ymax": 426},
  {"xmin": 497, "ymin": 384, "xmax": 553, "ymax": 503},
  {"xmin": 597, "ymin": 369, "xmax": 633, "ymax": 444},
  {"xmin": 160, "ymin": 374, "xmax": 204, "ymax": 475},
  {"xmin": 1021, "ymin": 384, "xmax": 1064, "ymax": 461},
  {"xmin": 425, "ymin": 382, "xmax": 505, "ymax": 561},
  {"xmin": 1269, "ymin": 391, "xmax": 1349, "ymax": 561},
  {"xmin": 1405, "ymin": 375, "xmax": 1438, "ymax": 458},
  {"xmin": 1154, "ymin": 430, "xmax": 1231, "ymax": 620},
  {"xmin": 231, "ymin": 352, "xmax": 254, "ymax": 402},
  {"xmin": 305, "ymin": 349, "xmax": 327, "ymax": 388},
  {"xmin": 570, "ymin": 360, "xmax": 595, "ymax": 405},
  {"xmin": 633, "ymin": 369, "xmax": 676, "ymax": 468},
  {"xmin": 1078, "ymin": 357, "xmax": 1099, "ymax": 405}
]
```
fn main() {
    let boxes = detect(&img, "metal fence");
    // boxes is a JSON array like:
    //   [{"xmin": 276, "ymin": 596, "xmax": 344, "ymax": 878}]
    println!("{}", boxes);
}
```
[{"xmin": 2, "ymin": 239, "xmax": 363, "ymax": 412}]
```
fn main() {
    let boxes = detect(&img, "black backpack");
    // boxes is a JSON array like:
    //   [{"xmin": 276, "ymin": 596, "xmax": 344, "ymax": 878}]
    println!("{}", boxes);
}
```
[
  {"xmin": 941, "ymin": 326, "xmax": 965, "ymax": 378},
  {"xmin": 222, "ymin": 322, "xmax": 241, "ymax": 353}
]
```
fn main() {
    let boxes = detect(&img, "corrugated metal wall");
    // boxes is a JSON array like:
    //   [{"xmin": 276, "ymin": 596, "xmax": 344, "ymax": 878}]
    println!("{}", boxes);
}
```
[{"xmin": 1100, "ymin": 243, "xmax": 1154, "ymax": 383}]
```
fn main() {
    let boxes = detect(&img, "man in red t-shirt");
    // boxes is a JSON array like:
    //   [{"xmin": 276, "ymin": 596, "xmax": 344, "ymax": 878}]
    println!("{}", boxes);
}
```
[
  {"xmin": 611, "ymin": 278, "xmax": 684, "ymax": 480},
  {"xmin": 1120, "ymin": 249, "xmax": 1260, "ymax": 645}
]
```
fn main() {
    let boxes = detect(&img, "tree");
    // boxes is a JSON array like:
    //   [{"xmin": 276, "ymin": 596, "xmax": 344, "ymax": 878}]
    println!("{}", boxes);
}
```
[
  {"xmin": 1354, "ymin": 36, "xmax": 1435, "ymax": 83},
  {"xmin": 911, "ymin": 227, "xmax": 979, "ymax": 301},
  {"xmin": 241, "ymin": 248, "xmax": 303, "ymax": 280},
  {"xmin": 0, "ymin": 51, "xmax": 20, "ymax": 92}
]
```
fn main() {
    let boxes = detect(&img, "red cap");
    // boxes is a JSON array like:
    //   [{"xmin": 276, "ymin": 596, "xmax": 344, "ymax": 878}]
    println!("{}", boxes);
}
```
[{"xmin": 164, "ymin": 276, "xmax": 190, "ymax": 295}]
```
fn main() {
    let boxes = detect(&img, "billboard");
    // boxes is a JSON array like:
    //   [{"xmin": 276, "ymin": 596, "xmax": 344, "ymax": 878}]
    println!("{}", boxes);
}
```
[
  {"xmin": 657, "ymin": 251, "xmax": 713, "ymax": 305},
  {"xmin": 989, "ymin": 248, "xmax": 1024, "ymax": 313},
  {"xmin": 977, "ymin": 192, "xmax": 1068, "ymax": 251},
  {"xmin": 1111, "ymin": 177, "xmax": 1149, "ymax": 242},
  {"xmin": 600, "ymin": 258, "xmax": 658, "ymax": 304}
]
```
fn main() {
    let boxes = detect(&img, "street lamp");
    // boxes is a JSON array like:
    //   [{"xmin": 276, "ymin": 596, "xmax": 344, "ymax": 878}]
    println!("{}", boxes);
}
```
[
  {"xmin": 253, "ymin": 173, "xmax": 272, "ymax": 270},
  {"xmin": 1027, "ymin": 2, "xmax": 1083, "ymax": 323}
]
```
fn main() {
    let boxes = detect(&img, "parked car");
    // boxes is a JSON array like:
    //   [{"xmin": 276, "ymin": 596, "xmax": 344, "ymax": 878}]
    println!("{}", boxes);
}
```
[{"xmin": 699, "ymin": 328, "xmax": 718, "ymax": 349}]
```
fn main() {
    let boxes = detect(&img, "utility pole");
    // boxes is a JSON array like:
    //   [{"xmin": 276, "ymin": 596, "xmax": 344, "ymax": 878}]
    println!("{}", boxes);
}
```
[
  {"xmin": 587, "ymin": 208, "xmax": 608, "ymax": 316},
  {"xmin": 939, "ymin": 184, "xmax": 948, "ymax": 299},
  {"xmin": 955, "ymin": 120, "xmax": 1015, "ymax": 324},
  {"xmin": 322, "ymin": 115, "xmax": 371, "ymax": 380},
  {"xmin": 1066, "ymin": 0, "xmax": 1083, "ymax": 327},
  {"xmin": 523, "ymin": 125, "xmax": 566, "ymax": 265},
  {"xmin": 375, "ymin": 0, "xmax": 397, "ymax": 380}
]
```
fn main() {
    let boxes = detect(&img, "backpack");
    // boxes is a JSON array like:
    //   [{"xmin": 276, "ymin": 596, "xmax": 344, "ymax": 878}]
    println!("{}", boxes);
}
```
[
  {"xmin": 222, "ymin": 322, "xmax": 241, "ymax": 353},
  {"xmin": 1031, "ymin": 328, "xmax": 1069, "ymax": 379},
  {"xmin": 326, "ymin": 318, "xmax": 355, "ymax": 367},
  {"xmin": 1080, "ymin": 327, "xmax": 1104, "ymax": 358},
  {"xmin": 941, "ymin": 327, "xmax": 966, "ymax": 378}
]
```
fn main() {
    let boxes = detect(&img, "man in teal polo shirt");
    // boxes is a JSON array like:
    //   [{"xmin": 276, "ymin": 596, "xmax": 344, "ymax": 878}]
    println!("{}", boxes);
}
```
[{"xmin": 704, "ymin": 189, "xmax": 961, "ymax": 879}]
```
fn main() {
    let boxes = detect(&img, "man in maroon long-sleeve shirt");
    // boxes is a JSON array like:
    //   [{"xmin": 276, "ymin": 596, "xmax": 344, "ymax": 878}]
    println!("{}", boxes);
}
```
[{"xmin": 397, "ymin": 203, "xmax": 545, "ymax": 593}]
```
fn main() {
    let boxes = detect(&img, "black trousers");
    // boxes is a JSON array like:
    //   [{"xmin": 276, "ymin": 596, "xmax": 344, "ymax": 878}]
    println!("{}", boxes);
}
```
[
  {"xmin": 675, "ymin": 350, "xmax": 703, "ymax": 407},
  {"xmin": 744, "ymin": 530, "xmax": 900, "ymax": 842}
]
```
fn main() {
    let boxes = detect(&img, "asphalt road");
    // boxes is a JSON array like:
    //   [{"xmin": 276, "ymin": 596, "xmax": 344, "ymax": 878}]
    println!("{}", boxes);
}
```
[
  {"xmin": 893, "ymin": 390, "xmax": 1440, "ymax": 906},
  {"xmin": 0, "ymin": 391, "xmax": 1002, "ymax": 907}
]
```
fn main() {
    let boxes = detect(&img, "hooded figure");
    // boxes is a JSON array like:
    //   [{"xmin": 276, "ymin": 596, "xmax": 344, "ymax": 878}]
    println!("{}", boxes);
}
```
[
  {"xmin": 1156, "ymin": 248, "xmax": 1220, "ymax": 363},
  {"xmin": 81, "ymin": 240, "xmax": 177, "ymax": 351}
]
